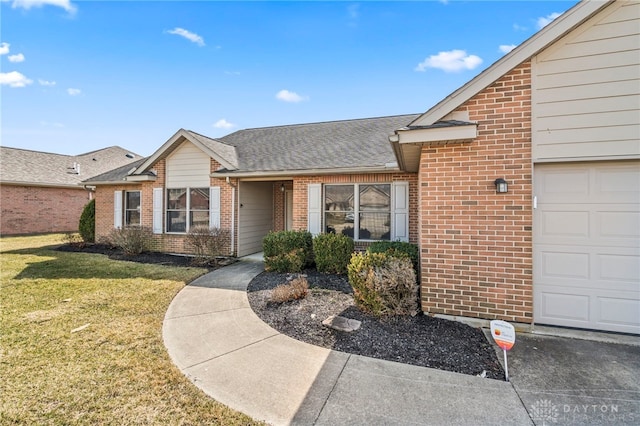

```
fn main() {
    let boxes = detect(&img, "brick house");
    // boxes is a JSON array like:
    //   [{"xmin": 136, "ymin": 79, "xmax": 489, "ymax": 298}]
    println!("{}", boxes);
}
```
[
  {"xmin": 0, "ymin": 146, "xmax": 141, "ymax": 235},
  {"xmin": 87, "ymin": 0, "xmax": 639, "ymax": 334}
]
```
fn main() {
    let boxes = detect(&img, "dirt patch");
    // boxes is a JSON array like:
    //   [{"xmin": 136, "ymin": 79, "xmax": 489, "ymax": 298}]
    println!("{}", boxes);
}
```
[{"xmin": 248, "ymin": 270, "xmax": 505, "ymax": 380}]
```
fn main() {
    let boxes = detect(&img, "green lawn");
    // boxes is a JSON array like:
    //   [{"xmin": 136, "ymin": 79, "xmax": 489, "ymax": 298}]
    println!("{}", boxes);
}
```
[{"xmin": 0, "ymin": 234, "xmax": 262, "ymax": 425}]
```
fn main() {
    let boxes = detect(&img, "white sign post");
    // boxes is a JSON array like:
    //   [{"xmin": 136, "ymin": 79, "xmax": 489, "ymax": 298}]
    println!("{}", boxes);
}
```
[{"xmin": 490, "ymin": 320, "xmax": 516, "ymax": 382}]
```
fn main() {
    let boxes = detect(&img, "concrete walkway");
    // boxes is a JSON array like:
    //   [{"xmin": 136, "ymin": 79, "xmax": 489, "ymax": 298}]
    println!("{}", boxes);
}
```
[{"xmin": 163, "ymin": 260, "xmax": 640, "ymax": 426}]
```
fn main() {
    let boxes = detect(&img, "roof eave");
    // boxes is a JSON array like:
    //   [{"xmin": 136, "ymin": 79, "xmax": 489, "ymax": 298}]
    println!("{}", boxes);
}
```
[{"xmin": 212, "ymin": 165, "xmax": 401, "ymax": 178}]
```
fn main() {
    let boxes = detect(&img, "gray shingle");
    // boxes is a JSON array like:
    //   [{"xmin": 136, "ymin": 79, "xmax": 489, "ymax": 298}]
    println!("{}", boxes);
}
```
[
  {"xmin": 0, "ymin": 146, "xmax": 141, "ymax": 187},
  {"xmin": 217, "ymin": 114, "xmax": 419, "ymax": 172}
]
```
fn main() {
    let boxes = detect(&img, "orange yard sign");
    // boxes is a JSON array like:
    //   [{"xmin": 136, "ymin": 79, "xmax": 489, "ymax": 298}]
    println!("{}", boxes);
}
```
[{"xmin": 490, "ymin": 320, "xmax": 516, "ymax": 350}]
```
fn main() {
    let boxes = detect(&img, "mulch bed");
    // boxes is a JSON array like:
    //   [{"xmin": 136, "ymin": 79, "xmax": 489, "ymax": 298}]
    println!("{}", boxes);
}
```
[
  {"xmin": 248, "ymin": 270, "xmax": 505, "ymax": 380},
  {"xmin": 56, "ymin": 244, "xmax": 505, "ymax": 380}
]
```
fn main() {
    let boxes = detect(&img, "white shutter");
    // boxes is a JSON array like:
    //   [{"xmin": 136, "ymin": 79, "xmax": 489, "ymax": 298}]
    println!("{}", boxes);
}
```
[
  {"xmin": 152, "ymin": 187, "xmax": 163, "ymax": 234},
  {"xmin": 307, "ymin": 183, "xmax": 322, "ymax": 236},
  {"xmin": 209, "ymin": 186, "xmax": 221, "ymax": 228},
  {"xmin": 114, "ymin": 191, "xmax": 123, "ymax": 229},
  {"xmin": 391, "ymin": 181, "xmax": 409, "ymax": 242}
]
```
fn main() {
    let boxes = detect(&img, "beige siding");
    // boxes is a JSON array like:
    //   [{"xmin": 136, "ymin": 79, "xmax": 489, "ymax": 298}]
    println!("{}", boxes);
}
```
[
  {"xmin": 238, "ymin": 181, "xmax": 273, "ymax": 257},
  {"xmin": 532, "ymin": 0, "xmax": 640, "ymax": 162},
  {"xmin": 166, "ymin": 141, "xmax": 210, "ymax": 188}
]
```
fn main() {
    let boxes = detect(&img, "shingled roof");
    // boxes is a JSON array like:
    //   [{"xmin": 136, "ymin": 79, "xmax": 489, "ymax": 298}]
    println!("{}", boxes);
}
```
[
  {"xmin": 0, "ymin": 146, "xmax": 142, "ymax": 188},
  {"xmin": 215, "ymin": 113, "xmax": 419, "ymax": 174}
]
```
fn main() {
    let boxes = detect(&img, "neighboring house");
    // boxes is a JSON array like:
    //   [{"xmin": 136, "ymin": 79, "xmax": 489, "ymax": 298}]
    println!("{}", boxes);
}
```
[
  {"xmin": 0, "ymin": 146, "xmax": 141, "ymax": 235},
  {"xmin": 87, "ymin": 0, "xmax": 639, "ymax": 335}
]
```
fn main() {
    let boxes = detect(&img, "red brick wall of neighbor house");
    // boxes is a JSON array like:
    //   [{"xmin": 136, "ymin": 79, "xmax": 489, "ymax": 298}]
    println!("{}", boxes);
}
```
[
  {"xmin": 291, "ymin": 173, "xmax": 419, "ymax": 244},
  {"xmin": 0, "ymin": 184, "xmax": 91, "ymax": 235},
  {"xmin": 419, "ymin": 62, "xmax": 534, "ymax": 324}
]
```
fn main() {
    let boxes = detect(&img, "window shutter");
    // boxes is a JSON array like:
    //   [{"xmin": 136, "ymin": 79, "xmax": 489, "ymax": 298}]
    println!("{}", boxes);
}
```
[
  {"xmin": 152, "ymin": 187, "xmax": 163, "ymax": 234},
  {"xmin": 209, "ymin": 186, "xmax": 221, "ymax": 229},
  {"xmin": 114, "ymin": 191, "xmax": 123, "ymax": 229},
  {"xmin": 392, "ymin": 182, "xmax": 409, "ymax": 242},
  {"xmin": 307, "ymin": 183, "xmax": 322, "ymax": 236}
]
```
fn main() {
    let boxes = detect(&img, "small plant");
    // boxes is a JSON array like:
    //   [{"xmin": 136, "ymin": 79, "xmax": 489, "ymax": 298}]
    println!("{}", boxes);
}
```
[
  {"xmin": 62, "ymin": 232, "xmax": 85, "ymax": 247},
  {"xmin": 313, "ymin": 233, "xmax": 354, "ymax": 274},
  {"xmin": 367, "ymin": 240, "xmax": 419, "ymax": 275},
  {"xmin": 107, "ymin": 226, "xmax": 153, "ymax": 256},
  {"xmin": 263, "ymin": 230, "xmax": 313, "ymax": 272},
  {"xmin": 270, "ymin": 276, "xmax": 309, "ymax": 303},
  {"xmin": 185, "ymin": 226, "xmax": 230, "ymax": 266},
  {"xmin": 78, "ymin": 199, "xmax": 95, "ymax": 243},
  {"xmin": 347, "ymin": 251, "xmax": 418, "ymax": 317}
]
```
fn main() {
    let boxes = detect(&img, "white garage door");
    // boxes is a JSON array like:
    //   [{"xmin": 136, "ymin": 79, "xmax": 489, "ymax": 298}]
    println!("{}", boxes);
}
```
[{"xmin": 534, "ymin": 161, "xmax": 640, "ymax": 334}]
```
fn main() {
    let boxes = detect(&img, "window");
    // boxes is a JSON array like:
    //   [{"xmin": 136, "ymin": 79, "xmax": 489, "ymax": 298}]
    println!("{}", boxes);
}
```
[
  {"xmin": 324, "ymin": 184, "xmax": 391, "ymax": 240},
  {"xmin": 124, "ymin": 191, "xmax": 141, "ymax": 226},
  {"xmin": 166, "ymin": 187, "xmax": 209, "ymax": 233}
]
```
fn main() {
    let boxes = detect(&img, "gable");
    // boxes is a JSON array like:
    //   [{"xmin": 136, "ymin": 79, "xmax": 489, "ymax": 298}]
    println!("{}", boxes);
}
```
[{"xmin": 166, "ymin": 141, "xmax": 211, "ymax": 188}]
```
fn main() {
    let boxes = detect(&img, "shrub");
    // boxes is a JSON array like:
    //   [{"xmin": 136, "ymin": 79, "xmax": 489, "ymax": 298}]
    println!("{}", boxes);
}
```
[
  {"xmin": 270, "ymin": 276, "xmax": 309, "ymax": 303},
  {"xmin": 78, "ymin": 199, "xmax": 95, "ymax": 243},
  {"xmin": 347, "ymin": 251, "xmax": 418, "ymax": 317},
  {"xmin": 313, "ymin": 233, "xmax": 354, "ymax": 274},
  {"xmin": 263, "ymin": 230, "xmax": 313, "ymax": 272},
  {"xmin": 62, "ymin": 232, "xmax": 85, "ymax": 247},
  {"xmin": 367, "ymin": 240, "xmax": 419, "ymax": 275},
  {"xmin": 108, "ymin": 226, "xmax": 153, "ymax": 256},
  {"xmin": 185, "ymin": 226, "xmax": 230, "ymax": 266}
]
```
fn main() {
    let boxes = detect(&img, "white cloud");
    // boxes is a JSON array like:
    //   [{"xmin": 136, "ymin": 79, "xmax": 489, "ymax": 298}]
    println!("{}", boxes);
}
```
[
  {"xmin": 415, "ymin": 49, "xmax": 483, "ymax": 73},
  {"xmin": 0, "ymin": 42, "xmax": 9, "ymax": 55},
  {"xmin": 537, "ymin": 12, "xmax": 562, "ymax": 29},
  {"xmin": 0, "ymin": 71, "xmax": 33, "ymax": 87},
  {"xmin": 67, "ymin": 88, "xmax": 81, "ymax": 96},
  {"xmin": 213, "ymin": 119, "xmax": 235, "ymax": 129},
  {"xmin": 40, "ymin": 121, "xmax": 64, "ymax": 128},
  {"xmin": 499, "ymin": 44, "xmax": 516, "ymax": 54},
  {"xmin": 9, "ymin": 0, "xmax": 77, "ymax": 14},
  {"xmin": 38, "ymin": 79, "xmax": 56, "ymax": 86},
  {"xmin": 8, "ymin": 53, "xmax": 25, "ymax": 62},
  {"xmin": 513, "ymin": 23, "xmax": 527, "ymax": 32},
  {"xmin": 276, "ymin": 89, "xmax": 308, "ymax": 103},
  {"xmin": 167, "ymin": 27, "xmax": 205, "ymax": 46}
]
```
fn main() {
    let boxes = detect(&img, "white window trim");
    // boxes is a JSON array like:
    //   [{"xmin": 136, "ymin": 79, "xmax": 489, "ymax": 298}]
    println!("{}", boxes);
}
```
[
  {"xmin": 165, "ymin": 186, "xmax": 218, "ymax": 234},
  {"xmin": 323, "ymin": 183, "xmax": 396, "ymax": 242},
  {"xmin": 124, "ymin": 190, "xmax": 142, "ymax": 227}
]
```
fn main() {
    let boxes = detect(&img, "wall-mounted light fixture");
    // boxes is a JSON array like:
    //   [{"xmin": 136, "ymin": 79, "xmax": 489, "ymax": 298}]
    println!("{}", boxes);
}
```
[
  {"xmin": 280, "ymin": 183, "xmax": 285, "ymax": 192},
  {"xmin": 494, "ymin": 178, "xmax": 508, "ymax": 194}
]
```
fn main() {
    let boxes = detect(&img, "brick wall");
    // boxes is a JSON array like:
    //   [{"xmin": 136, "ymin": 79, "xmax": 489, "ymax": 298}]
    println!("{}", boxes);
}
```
[
  {"xmin": 418, "ymin": 61, "xmax": 533, "ymax": 324},
  {"xmin": 0, "ymin": 184, "xmax": 92, "ymax": 235}
]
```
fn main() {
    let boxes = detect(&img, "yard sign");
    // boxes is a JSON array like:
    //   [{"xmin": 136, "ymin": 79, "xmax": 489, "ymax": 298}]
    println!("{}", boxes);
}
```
[{"xmin": 490, "ymin": 320, "xmax": 516, "ymax": 381}]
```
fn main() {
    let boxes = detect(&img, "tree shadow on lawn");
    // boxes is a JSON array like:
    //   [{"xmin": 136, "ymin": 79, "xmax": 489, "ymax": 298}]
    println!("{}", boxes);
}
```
[{"xmin": 5, "ymin": 244, "xmax": 207, "ymax": 282}]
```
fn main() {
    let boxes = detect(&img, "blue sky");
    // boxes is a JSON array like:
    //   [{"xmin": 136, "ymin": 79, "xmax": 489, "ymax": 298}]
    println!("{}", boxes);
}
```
[{"xmin": 1, "ymin": 0, "xmax": 578, "ymax": 157}]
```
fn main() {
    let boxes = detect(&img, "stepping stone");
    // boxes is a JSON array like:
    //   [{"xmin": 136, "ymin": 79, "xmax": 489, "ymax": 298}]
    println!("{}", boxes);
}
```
[{"xmin": 322, "ymin": 315, "xmax": 361, "ymax": 332}]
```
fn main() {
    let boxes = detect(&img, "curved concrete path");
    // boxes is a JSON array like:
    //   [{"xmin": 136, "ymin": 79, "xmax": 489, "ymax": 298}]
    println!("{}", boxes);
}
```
[{"xmin": 163, "ymin": 260, "xmax": 534, "ymax": 425}]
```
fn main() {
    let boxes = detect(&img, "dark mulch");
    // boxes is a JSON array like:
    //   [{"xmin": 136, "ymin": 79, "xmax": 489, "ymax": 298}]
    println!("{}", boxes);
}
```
[
  {"xmin": 56, "ymin": 244, "xmax": 504, "ymax": 379},
  {"xmin": 55, "ymin": 243, "xmax": 221, "ymax": 269},
  {"xmin": 248, "ymin": 270, "xmax": 505, "ymax": 380}
]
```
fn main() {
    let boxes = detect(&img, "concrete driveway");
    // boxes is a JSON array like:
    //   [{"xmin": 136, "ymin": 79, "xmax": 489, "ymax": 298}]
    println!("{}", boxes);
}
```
[{"xmin": 505, "ymin": 332, "xmax": 640, "ymax": 425}]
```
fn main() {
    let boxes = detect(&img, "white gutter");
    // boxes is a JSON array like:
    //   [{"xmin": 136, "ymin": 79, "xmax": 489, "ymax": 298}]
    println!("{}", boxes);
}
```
[{"xmin": 212, "ymin": 165, "xmax": 400, "ymax": 178}]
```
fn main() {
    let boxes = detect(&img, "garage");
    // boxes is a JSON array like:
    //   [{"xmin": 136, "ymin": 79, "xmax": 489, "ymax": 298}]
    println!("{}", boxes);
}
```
[{"xmin": 533, "ymin": 161, "xmax": 640, "ymax": 334}]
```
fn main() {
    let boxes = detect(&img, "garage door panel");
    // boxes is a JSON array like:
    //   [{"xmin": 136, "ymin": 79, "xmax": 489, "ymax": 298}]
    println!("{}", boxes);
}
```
[
  {"xmin": 597, "ymin": 296, "xmax": 640, "ymax": 330},
  {"xmin": 539, "ymin": 250, "xmax": 590, "ymax": 280},
  {"xmin": 534, "ymin": 161, "xmax": 640, "ymax": 334},
  {"xmin": 597, "ymin": 211, "xmax": 640, "ymax": 242},
  {"xmin": 538, "ymin": 289, "xmax": 590, "ymax": 323}
]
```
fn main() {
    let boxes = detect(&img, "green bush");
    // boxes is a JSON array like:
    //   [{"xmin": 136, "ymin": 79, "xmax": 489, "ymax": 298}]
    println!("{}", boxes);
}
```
[
  {"xmin": 78, "ymin": 199, "xmax": 95, "ymax": 243},
  {"xmin": 367, "ymin": 240, "xmax": 419, "ymax": 275},
  {"xmin": 108, "ymin": 226, "xmax": 153, "ymax": 256},
  {"xmin": 313, "ymin": 233, "xmax": 354, "ymax": 274},
  {"xmin": 347, "ymin": 251, "xmax": 418, "ymax": 317},
  {"xmin": 263, "ymin": 230, "xmax": 313, "ymax": 272}
]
